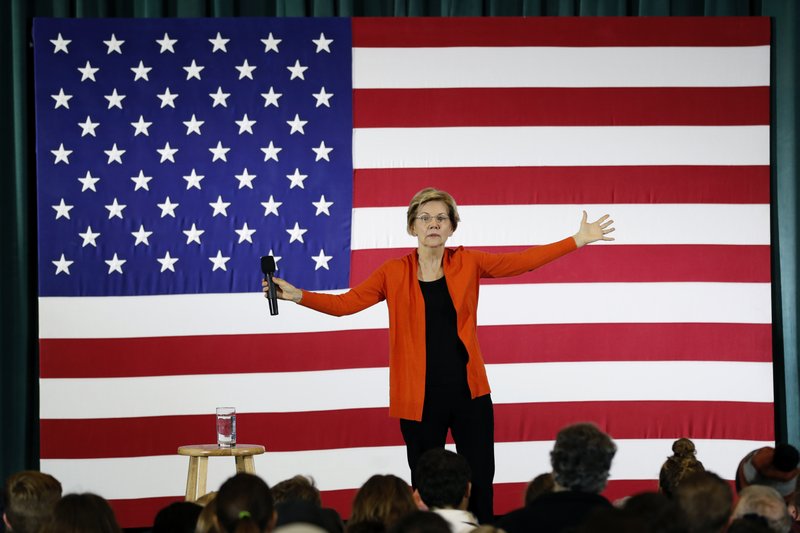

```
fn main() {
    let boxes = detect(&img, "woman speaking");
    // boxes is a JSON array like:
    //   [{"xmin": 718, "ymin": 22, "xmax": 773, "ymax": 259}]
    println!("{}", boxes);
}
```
[{"xmin": 263, "ymin": 188, "xmax": 615, "ymax": 523}]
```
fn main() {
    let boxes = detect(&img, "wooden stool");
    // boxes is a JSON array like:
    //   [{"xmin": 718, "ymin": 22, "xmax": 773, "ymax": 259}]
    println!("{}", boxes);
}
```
[{"xmin": 177, "ymin": 444, "xmax": 266, "ymax": 501}]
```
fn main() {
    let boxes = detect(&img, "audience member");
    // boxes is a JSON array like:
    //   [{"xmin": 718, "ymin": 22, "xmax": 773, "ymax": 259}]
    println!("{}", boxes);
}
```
[
  {"xmin": 660, "ymin": 438, "xmax": 706, "ymax": 498},
  {"xmin": 196, "ymin": 496, "xmax": 221, "ymax": 533},
  {"xmin": 674, "ymin": 471, "xmax": 733, "ymax": 533},
  {"xmin": 523, "ymin": 473, "xmax": 555, "ymax": 506},
  {"xmin": 347, "ymin": 475, "xmax": 417, "ymax": 532},
  {"xmin": 271, "ymin": 476, "xmax": 343, "ymax": 533},
  {"xmin": 496, "ymin": 423, "xmax": 617, "ymax": 533},
  {"xmin": 40, "ymin": 493, "xmax": 122, "ymax": 533},
  {"xmin": 152, "ymin": 501, "xmax": 202, "ymax": 533},
  {"xmin": 729, "ymin": 515, "xmax": 778, "ymax": 533},
  {"xmin": 571, "ymin": 506, "xmax": 647, "ymax": 533},
  {"xmin": 732, "ymin": 485, "xmax": 792, "ymax": 533},
  {"xmin": 273, "ymin": 477, "xmax": 322, "ymax": 507},
  {"xmin": 215, "ymin": 473, "xmax": 275, "ymax": 533},
  {"xmin": 737, "ymin": 445, "xmax": 800, "ymax": 499},
  {"xmin": 3, "ymin": 471, "xmax": 62, "ymax": 533},
  {"xmin": 413, "ymin": 449, "xmax": 478, "ymax": 533},
  {"xmin": 787, "ymin": 491, "xmax": 800, "ymax": 532},
  {"xmin": 621, "ymin": 491, "xmax": 689, "ymax": 533},
  {"xmin": 388, "ymin": 511, "xmax": 451, "ymax": 533}
]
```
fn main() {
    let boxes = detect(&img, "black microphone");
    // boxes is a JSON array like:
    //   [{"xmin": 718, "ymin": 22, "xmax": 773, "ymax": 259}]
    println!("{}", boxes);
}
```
[{"xmin": 260, "ymin": 256, "xmax": 278, "ymax": 316}]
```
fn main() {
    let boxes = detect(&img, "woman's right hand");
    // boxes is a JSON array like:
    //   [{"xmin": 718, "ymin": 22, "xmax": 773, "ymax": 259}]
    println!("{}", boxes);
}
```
[{"xmin": 262, "ymin": 277, "xmax": 302, "ymax": 303}]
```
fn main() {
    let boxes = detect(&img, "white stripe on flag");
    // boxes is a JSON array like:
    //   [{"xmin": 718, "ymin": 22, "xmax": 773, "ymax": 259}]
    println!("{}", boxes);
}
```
[{"xmin": 353, "ymin": 46, "xmax": 770, "ymax": 88}]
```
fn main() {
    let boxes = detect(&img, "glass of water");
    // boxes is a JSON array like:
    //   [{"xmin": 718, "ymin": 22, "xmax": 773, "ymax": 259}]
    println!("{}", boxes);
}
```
[{"xmin": 216, "ymin": 407, "xmax": 236, "ymax": 448}]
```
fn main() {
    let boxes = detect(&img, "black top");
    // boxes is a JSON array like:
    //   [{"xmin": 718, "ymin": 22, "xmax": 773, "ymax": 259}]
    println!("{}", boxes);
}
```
[
  {"xmin": 496, "ymin": 491, "xmax": 612, "ymax": 533},
  {"xmin": 419, "ymin": 276, "xmax": 469, "ymax": 392}
]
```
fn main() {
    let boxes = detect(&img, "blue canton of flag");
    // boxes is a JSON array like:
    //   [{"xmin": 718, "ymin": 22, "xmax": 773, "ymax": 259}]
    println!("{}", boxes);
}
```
[{"xmin": 34, "ymin": 18, "xmax": 353, "ymax": 296}]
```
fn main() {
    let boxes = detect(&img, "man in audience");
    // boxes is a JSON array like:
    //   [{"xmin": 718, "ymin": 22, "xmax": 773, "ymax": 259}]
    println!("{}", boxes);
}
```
[
  {"xmin": 496, "ymin": 422, "xmax": 617, "ymax": 533},
  {"xmin": 413, "ymin": 449, "xmax": 479, "ymax": 533},
  {"xmin": 674, "ymin": 471, "xmax": 733, "ymax": 533},
  {"xmin": 3, "ymin": 471, "xmax": 62, "ymax": 533},
  {"xmin": 732, "ymin": 485, "xmax": 792, "ymax": 533},
  {"xmin": 271, "ymin": 475, "xmax": 343, "ymax": 533},
  {"xmin": 737, "ymin": 445, "xmax": 800, "ymax": 499}
]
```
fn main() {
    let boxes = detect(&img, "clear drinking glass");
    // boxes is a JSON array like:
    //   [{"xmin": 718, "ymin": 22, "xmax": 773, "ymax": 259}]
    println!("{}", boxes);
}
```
[{"xmin": 216, "ymin": 407, "xmax": 237, "ymax": 447}]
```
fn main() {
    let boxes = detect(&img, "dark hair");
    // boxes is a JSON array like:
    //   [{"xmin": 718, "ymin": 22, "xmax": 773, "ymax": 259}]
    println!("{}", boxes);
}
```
[
  {"xmin": 4, "ymin": 471, "xmax": 63, "ymax": 533},
  {"xmin": 349, "ymin": 475, "xmax": 417, "ymax": 528},
  {"xmin": 659, "ymin": 438, "xmax": 706, "ymax": 498},
  {"xmin": 414, "ymin": 449, "xmax": 471, "ymax": 510},
  {"xmin": 152, "ymin": 501, "xmax": 202, "ymax": 533},
  {"xmin": 675, "ymin": 471, "xmax": 733, "ymax": 533},
  {"xmin": 622, "ymin": 492, "xmax": 689, "ymax": 533},
  {"xmin": 550, "ymin": 423, "xmax": 617, "ymax": 493},
  {"xmin": 524, "ymin": 472, "xmax": 555, "ymax": 506},
  {"xmin": 773, "ymin": 444, "xmax": 800, "ymax": 472},
  {"xmin": 388, "ymin": 511, "xmax": 450, "ymax": 533},
  {"xmin": 272, "ymin": 476, "xmax": 322, "ymax": 506},
  {"xmin": 727, "ymin": 516, "xmax": 773, "ymax": 533},
  {"xmin": 40, "ymin": 493, "xmax": 122, "ymax": 533},
  {"xmin": 215, "ymin": 473, "xmax": 274, "ymax": 533}
]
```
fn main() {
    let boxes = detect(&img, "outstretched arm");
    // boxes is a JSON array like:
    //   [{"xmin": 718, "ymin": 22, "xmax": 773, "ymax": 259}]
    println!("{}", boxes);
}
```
[
  {"xmin": 262, "ymin": 277, "xmax": 302, "ymax": 303},
  {"xmin": 573, "ymin": 210, "xmax": 615, "ymax": 248}
]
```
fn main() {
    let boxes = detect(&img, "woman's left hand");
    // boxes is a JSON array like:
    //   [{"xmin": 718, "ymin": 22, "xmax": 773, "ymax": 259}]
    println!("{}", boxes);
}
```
[{"xmin": 573, "ymin": 210, "xmax": 615, "ymax": 248}]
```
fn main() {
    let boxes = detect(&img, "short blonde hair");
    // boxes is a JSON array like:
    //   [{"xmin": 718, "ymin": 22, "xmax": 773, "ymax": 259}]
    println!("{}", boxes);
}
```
[{"xmin": 406, "ymin": 188, "xmax": 460, "ymax": 235}]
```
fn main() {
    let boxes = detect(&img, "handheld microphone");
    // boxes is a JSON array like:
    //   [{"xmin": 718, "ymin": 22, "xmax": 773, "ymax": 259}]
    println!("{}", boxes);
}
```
[{"xmin": 260, "ymin": 255, "xmax": 278, "ymax": 316}]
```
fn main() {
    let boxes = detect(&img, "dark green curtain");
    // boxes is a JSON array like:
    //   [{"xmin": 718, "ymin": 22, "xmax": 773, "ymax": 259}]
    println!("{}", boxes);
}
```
[{"xmin": 2, "ymin": 0, "xmax": 798, "ymax": 485}]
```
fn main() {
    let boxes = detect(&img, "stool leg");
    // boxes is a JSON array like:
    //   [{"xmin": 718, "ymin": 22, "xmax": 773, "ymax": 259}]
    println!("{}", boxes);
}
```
[
  {"xmin": 185, "ymin": 457, "xmax": 199, "ymax": 501},
  {"xmin": 235, "ymin": 455, "xmax": 246, "ymax": 473},
  {"xmin": 243, "ymin": 455, "xmax": 256, "ymax": 474},
  {"xmin": 197, "ymin": 457, "xmax": 209, "ymax": 499}
]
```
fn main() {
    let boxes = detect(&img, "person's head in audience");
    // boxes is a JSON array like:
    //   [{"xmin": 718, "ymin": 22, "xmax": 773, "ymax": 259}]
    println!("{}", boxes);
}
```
[
  {"xmin": 728, "ymin": 515, "xmax": 775, "ymax": 533},
  {"xmin": 345, "ymin": 520, "xmax": 386, "ymax": 533},
  {"xmin": 572, "ymin": 507, "xmax": 647, "ymax": 533},
  {"xmin": 272, "ymin": 476, "xmax": 322, "ymax": 507},
  {"xmin": 674, "ymin": 471, "xmax": 733, "ymax": 533},
  {"xmin": 732, "ymin": 485, "xmax": 792, "ymax": 533},
  {"xmin": 622, "ymin": 491, "xmax": 689, "ymax": 533},
  {"xmin": 3, "ymin": 471, "xmax": 62, "ymax": 533},
  {"xmin": 216, "ymin": 473, "xmax": 275, "ymax": 533},
  {"xmin": 660, "ymin": 438, "xmax": 706, "ymax": 498},
  {"xmin": 414, "ymin": 449, "xmax": 471, "ymax": 511},
  {"xmin": 196, "ymin": 496, "xmax": 221, "ymax": 533},
  {"xmin": 152, "ymin": 501, "xmax": 202, "ymax": 533},
  {"xmin": 550, "ymin": 423, "xmax": 617, "ymax": 494},
  {"xmin": 348, "ymin": 475, "xmax": 417, "ymax": 530},
  {"xmin": 523, "ymin": 472, "xmax": 554, "ymax": 506},
  {"xmin": 387, "ymin": 511, "xmax": 450, "ymax": 533},
  {"xmin": 787, "ymin": 490, "xmax": 800, "ymax": 524},
  {"xmin": 40, "ymin": 493, "xmax": 122, "ymax": 533}
]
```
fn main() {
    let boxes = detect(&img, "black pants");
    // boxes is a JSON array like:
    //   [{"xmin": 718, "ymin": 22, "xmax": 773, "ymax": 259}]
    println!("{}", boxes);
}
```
[{"xmin": 399, "ymin": 388, "xmax": 495, "ymax": 524}]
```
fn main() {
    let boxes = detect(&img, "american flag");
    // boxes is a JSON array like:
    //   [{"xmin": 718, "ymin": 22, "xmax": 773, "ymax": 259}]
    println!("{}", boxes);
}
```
[{"xmin": 35, "ymin": 17, "xmax": 772, "ymax": 528}]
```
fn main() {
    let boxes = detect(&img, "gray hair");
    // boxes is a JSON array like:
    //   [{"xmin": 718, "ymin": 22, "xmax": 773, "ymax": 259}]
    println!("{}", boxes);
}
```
[{"xmin": 550, "ymin": 423, "xmax": 617, "ymax": 494}]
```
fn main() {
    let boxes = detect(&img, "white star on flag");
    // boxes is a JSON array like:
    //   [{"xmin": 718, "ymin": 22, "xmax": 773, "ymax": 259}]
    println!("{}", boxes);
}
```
[
  {"xmin": 209, "ymin": 32, "xmax": 229, "ymax": 53},
  {"xmin": 131, "ymin": 170, "xmax": 153, "ymax": 191},
  {"xmin": 286, "ymin": 168, "xmax": 308, "ymax": 189},
  {"xmin": 105, "ymin": 198, "xmax": 126, "ymax": 219},
  {"xmin": 105, "ymin": 253, "xmax": 126, "ymax": 274},
  {"xmin": 260, "ymin": 141, "xmax": 281, "ymax": 162},
  {"xmin": 312, "ymin": 33, "xmax": 333, "ymax": 53},
  {"xmin": 235, "ymin": 114, "xmax": 256, "ymax": 135},
  {"xmin": 78, "ymin": 61, "xmax": 99, "ymax": 81},
  {"xmin": 52, "ymin": 254, "xmax": 73, "ymax": 275},
  {"xmin": 312, "ymin": 87, "xmax": 333, "ymax": 107},
  {"xmin": 183, "ymin": 223, "xmax": 204, "ymax": 244},
  {"xmin": 104, "ymin": 89, "xmax": 126, "ymax": 109},
  {"xmin": 131, "ymin": 116, "xmax": 152, "ymax": 136},
  {"xmin": 50, "ymin": 33, "xmax": 70, "ymax": 53},
  {"xmin": 287, "ymin": 114, "xmax": 308, "ymax": 135},
  {"xmin": 235, "ymin": 60, "xmax": 257, "ymax": 80},
  {"xmin": 183, "ymin": 60, "xmax": 204, "ymax": 80},
  {"xmin": 260, "ymin": 195, "xmax": 282, "ymax": 216},
  {"xmin": 261, "ymin": 86, "xmax": 282, "ymax": 107},
  {"xmin": 132, "ymin": 224, "xmax": 153, "ymax": 246},
  {"xmin": 312, "ymin": 141, "xmax": 333, "ymax": 161},
  {"xmin": 312, "ymin": 249, "xmax": 333, "ymax": 270},
  {"xmin": 209, "ymin": 195, "xmax": 231, "ymax": 217},
  {"xmin": 78, "ymin": 226, "xmax": 100, "ymax": 247},
  {"xmin": 267, "ymin": 249, "xmax": 282, "ymax": 270},
  {"xmin": 78, "ymin": 171, "xmax": 99, "ymax": 192},
  {"xmin": 51, "ymin": 143, "xmax": 72, "ymax": 164},
  {"xmin": 157, "ymin": 197, "xmax": 179, "ymax": 218},
  {"xmin": 286, "ymin": 222, "xmax": 308, "ymax": 244},
  {"xmin": 103, "ymin": 33, "xmax": 124, "ymax": 54},
  {"xmin": 78, "ymin": 116, "xmax": 99, "ymax": 137},
  {"xmin": 131, "ymin": 60, "xmax": 152, "ymax": 81},
  {"xmin": 209, "ymin": 250, "xmax": 231, "ymax": 271},
  {"xmin": 287, "ymin": 60, "xmax": 308, "ymax": 80},
  {"xmin": 312, "ymin": 195, "xmax": 334, "ymax": 216},
  {"xmin": 183, "ymin": 114, "xmax": 203, "ymax": 135},
  {"xmin": 157, "ymin": 88, "xmax": 178, "ymax": 108},
  {"xmin": 104, "ymin": 143, "xmax": 125, "ymax": 164},
  {"xmin": 234, "ymin": 168, "xmax": 257, "ymax": 189},
  {"xmin": 157, "ymin": 142, "xmax": 178, "ymax": 163},
  {"xmin": 156, "ymin": 33, "xmax": 177, "ymax": 53},
  {"xmin": 209, "ymin": 86, "xmax": 230, "ymax": 107},
  {"xmin": 52, "ymin": 199, "xmax": 74, "ymax": 220},
  {"xmin": 235, "ymin": 223, "xmax": 256, "ymax": 243},
  {"xmin": 209, "ymin": 141, "xmax": 230, "ymax": 162},
  {"xmin": 157, "ymin": 251, "xmax": 179, "ymax": 272},
  {"xmin": 183, "ymin": 169, "xmax": 204, "ymax": 190},
  {"xmin": 51, "ymin": 88, "xmax": 72, "ymax": 109},
  {"xmin": 260, "ymin": 32, "xmax": 281, "ymax": 52}
]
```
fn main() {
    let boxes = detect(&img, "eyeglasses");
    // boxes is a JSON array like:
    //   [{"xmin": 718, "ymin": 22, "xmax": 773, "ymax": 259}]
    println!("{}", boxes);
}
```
[{"xmin": 415, "ymin": 214, "xmax": 450, "ymax": 225}]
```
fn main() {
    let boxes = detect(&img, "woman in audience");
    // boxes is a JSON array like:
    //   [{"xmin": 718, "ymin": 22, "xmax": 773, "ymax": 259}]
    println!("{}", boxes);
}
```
[
  {"xmin": 659, "ymin": 438, "xmax": 706, "ymax": 498},
  {"xmin": 347, "ymin": 475, "xmax": 418, "ymax": 533},
  {"xmin": 215, "ymin": 473, "xmax": 275, "ymax": 533}
]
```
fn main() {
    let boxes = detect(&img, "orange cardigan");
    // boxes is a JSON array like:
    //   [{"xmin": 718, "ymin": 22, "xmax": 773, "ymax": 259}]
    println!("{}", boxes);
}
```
[{"xmin": 300, "ymin": 237, "xmax": 578, "ymax": 421}]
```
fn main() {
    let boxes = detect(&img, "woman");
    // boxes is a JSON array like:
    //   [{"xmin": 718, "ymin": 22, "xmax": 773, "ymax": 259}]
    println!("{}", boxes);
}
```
[
  {"xmin": 347, "ymin": 474, "xmax": 418, "ymax": 532},
  {"xmin": 215, "ymin": 473, "xmax": 275, "ymax": 533},
  {"xmin": 264, "ymin": 188, "xmax": 615, "ymax": 522}
]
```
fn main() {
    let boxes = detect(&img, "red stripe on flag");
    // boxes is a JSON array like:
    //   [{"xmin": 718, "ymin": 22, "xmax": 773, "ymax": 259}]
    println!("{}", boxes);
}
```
[
  {"xmin": 354, "ymin": 87, "xmax": 769, "ymax": 128},
  {"xmin": 353, "ymin": 167, "xmax": 769, "ymax": 207},
  {"xmin": 39, "ymin": 321, "xmax": 771, "ymax": 380},
  {"xmin": 40, "ymin": 401, "xmax": 773, "ymax": 459},
  {"xmin": 352, "ymin": 17, "xmax": 769, "ymax": 47},
  {"xmin": 350, "ymin": 245, "xmax": 771, "ymax": 286}
]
